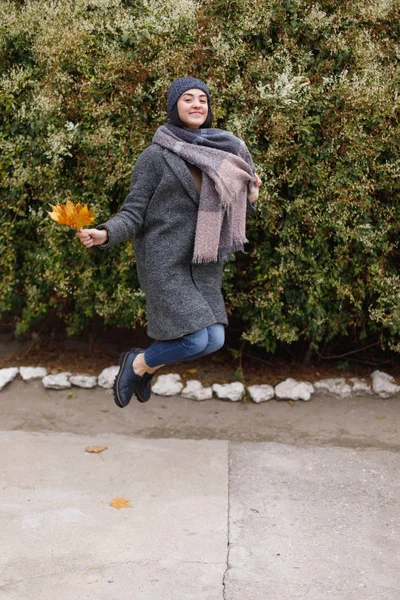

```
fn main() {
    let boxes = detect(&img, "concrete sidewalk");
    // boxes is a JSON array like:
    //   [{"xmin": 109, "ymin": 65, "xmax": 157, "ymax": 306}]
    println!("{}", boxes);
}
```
[{"xmin": 0, "ymin": 431, "xmax": 399, "ymax": 599}]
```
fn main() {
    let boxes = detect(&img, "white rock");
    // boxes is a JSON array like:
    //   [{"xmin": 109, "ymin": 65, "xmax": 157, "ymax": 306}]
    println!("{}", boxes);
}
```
[
  {"xmin": 314, "ymin": 378, "xmax": 352, "ymax": 397},
  {"xmin": 152, "ymin": 373, "xmax": 183, "ymax": 396},
  {"xmin": 371, "ymin": 370, "xmax": 400, "ymax": 398},
  {"xmin": 212, "ymin": 382, "xmax": 244, "ymax": 402},
  {"xmin": 275, "ymin": 378, "xmax": 314, "ymax": 401},
  {"xmin": 0, "ymin": 367, "xmax": 19, "ymax": 391},
  {"xmin": 70, "ymin": 374, "xmax": 97, "ymax": 389},
  {"xmin": 42, "ymin": 372, "xmax": 72, "ymax": 390},
  {"xmin": 181, "ymin": 380, "xmax": 213, "ymax": 401},
  {"xmin": 247, "ymin": 384, "xmax": 275, "ymax": 403},
  {"xmin": 349, "ymin": 377, "xmax": 372, "ymax": 395},
  {"xmin": 98, "ymin": 366, "xmax": 119, "ymax": 389},
  {"xmin": 19, "ymin": 366, "xmax": 48, "ymax": 381}
]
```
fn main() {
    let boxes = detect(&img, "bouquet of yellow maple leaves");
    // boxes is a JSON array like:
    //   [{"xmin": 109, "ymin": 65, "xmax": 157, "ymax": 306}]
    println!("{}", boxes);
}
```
[{"xmin": 48, "ymin": 200, "xmax": 95, "ymax": 230}]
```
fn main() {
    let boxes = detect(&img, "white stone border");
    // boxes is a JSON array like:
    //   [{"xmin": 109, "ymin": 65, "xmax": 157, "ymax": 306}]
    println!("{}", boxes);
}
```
[{"xmin": 0, "ymin": 367, "xmax": 399, "ymax": 401}]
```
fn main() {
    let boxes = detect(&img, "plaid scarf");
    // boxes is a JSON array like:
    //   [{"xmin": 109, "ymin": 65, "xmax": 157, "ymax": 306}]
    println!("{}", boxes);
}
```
[{"xmin": 152, "ymin": 124, "xmax": 255, "ymax": 263}]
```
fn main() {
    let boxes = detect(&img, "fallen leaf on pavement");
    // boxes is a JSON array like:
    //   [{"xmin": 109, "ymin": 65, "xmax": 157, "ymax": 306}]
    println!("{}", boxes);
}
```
[
  {"xmin": 87, "ymin": 579, "xmax": 98, "ymax": 584},
  {"xmin": 110, "ymin": 497, "xmax": 132, "ymax": 509},
  {"xmin": 85, "ymin": 446, "xmax": 108, "ymax": 453}
]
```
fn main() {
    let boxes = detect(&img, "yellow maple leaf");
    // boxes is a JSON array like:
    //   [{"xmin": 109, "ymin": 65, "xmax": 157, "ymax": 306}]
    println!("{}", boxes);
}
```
[
  {"xmin": 48, "ymin": 200, "xmax": 95, "ymax": 230},
  {"xmin": 85, "ymin": 445, "xmax": 108, "ymax": 453},
  {"xmin": 110, "ymin": 497, "xmax": 132, "ymax": 510}
]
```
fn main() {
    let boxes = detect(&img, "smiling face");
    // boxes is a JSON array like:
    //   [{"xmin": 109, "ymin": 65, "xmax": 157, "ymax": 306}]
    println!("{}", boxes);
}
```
[{"xmin": 176, "ymin": 88, "xmax": 209, "ymax": 129}]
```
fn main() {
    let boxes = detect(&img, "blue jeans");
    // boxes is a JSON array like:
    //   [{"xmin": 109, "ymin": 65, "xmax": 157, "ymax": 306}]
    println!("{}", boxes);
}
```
[{"xmin": 144, "ymin": 324, "xmax": 225, "ymax": 368}]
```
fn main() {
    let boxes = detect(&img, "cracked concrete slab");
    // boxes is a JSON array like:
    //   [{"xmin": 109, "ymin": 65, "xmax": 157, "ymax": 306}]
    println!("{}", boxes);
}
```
[
  {"xmin": 224, "ymin": 443, "xmax": 400, "ymax": 599},
  {"xmin": 0, "ymin": 432, "xmax": 228, "ymax": 600},
  {"xmin": 1, "ymin": 429, "xmax": 400, "ymax": 599}
]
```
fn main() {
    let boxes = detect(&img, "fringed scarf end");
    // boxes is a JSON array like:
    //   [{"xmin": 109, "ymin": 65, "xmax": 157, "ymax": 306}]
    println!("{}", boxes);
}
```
[{"xmin": 192, "ymin": 242, "xmax": 247, "ymax": 264}]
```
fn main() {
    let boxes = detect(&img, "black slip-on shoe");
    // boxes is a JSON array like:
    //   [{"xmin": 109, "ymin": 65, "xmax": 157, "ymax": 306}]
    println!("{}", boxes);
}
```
[
  {"xmin": 135, "ymin": 371, "xmax": 154, "ymax": 403},
  {"xmin": 113, "ymin": 348, "xmax": 143, "ymax": 408}
]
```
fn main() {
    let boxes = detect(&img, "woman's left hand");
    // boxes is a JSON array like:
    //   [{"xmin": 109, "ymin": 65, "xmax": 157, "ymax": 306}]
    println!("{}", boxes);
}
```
[{"xmin": 248, "ymin": 173, "xmax": 262, "ymax": 204}]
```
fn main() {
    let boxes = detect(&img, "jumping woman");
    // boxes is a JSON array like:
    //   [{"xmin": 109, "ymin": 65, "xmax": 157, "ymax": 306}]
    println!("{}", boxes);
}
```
[{"xmin": 76, "ymin": 77, "xmax": 261, "ymax": 408}]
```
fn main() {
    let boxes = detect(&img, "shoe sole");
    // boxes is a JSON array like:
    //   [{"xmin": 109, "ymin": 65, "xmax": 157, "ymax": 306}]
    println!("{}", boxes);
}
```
[
  {"xmin": 130, "ymin": 348, "xmax": 150, "ymax": 403},
  {"xmin": 135, "ymin": 385, "xmax": 149, "ymax": 403},
  {"xmin": 112, "ymin": 352, "xmax": 131, "ymax": 408}
]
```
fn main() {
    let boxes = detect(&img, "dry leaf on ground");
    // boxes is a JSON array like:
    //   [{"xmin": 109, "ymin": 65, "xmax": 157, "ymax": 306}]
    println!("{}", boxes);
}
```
[
  {"xmin": 110, "ymin": 497, "xmax": 132, "ymax": 510},
  {"xmin": 87, "ymin": 579, "xmax": 98, "ymax": 584},
  {"xmin": 85, "ymin": 445, "xmax": 108, "ymax": 453}
]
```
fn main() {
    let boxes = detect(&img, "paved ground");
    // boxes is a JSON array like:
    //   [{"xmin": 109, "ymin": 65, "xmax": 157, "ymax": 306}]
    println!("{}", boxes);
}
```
[
  {"xmin": 1, "ymin": 379, "xmax": 399, "ymax": 450},
  {"xmin": 0, "ymin": 383, "xmax": 399, "ymax": 599}
]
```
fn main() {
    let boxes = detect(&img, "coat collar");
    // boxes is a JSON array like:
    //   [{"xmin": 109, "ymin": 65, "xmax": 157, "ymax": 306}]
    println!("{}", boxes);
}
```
[{"xmin": 162, "ymin": 148, "xmax": 199, "ymax": 206}]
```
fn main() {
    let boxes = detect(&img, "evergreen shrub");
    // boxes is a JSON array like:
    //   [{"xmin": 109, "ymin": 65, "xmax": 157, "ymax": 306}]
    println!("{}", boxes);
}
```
[{"xmin": 1, "ymin": 0, "xmax": 399, "ymax": 352}]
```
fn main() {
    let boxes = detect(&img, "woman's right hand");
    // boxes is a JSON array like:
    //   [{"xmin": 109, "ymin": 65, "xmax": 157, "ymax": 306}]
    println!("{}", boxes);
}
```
[{"xmin": 75, "ymin": 228, "xmax": 108, "ymax": 248}]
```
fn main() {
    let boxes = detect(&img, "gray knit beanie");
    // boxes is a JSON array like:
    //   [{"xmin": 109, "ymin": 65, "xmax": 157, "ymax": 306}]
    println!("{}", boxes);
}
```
[{"xmin": 167, "ymin": 77, "xmax": 211, "ymax": 112}]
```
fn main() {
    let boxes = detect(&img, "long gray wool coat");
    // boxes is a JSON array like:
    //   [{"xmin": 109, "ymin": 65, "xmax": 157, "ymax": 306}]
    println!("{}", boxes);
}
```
[{"xmin": 98, "ymin": 144, "xmax": 255, "ymax": 341}]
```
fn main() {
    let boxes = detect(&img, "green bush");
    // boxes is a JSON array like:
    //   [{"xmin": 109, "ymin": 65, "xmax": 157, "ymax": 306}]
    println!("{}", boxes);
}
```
[{"xmin": 1, "ymin": 0, "xmax": 400, "ymax": 351}]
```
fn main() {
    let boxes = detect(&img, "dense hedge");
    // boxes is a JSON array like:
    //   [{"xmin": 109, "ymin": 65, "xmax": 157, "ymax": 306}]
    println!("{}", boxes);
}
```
[{"xmin": 1, "ymin": 0, "xmax": 400, "ymax": 352}]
